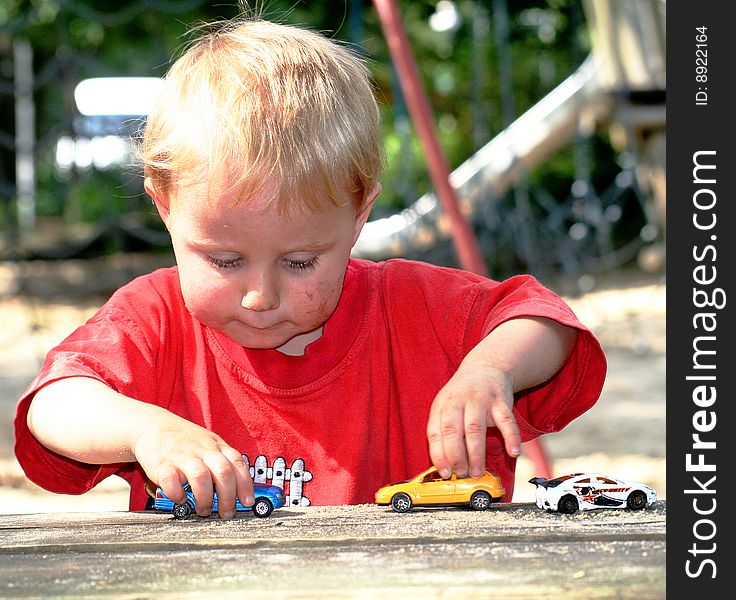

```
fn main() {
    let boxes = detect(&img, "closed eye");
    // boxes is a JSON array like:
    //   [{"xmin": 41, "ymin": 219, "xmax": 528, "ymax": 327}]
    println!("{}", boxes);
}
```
[
  {"xmin": 284, "ymin": 257, "xmax": 319, "ymax": 271},
  {"xmin": 206, "ymin": 256, "xmax": 243, "ymax": 270}
]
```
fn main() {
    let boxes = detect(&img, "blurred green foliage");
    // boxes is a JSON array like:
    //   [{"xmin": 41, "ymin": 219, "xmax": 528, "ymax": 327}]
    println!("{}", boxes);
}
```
[
  {"xmin": 2, "ymin": 0, "xmax": 652, "ymax": 280},
  {"xmin": 1, "ymin": 0, "xmax": 597, "ymax": 224}
]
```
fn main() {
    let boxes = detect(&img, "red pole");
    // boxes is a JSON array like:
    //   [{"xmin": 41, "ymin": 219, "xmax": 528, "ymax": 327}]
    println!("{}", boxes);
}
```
[
  {"xmin": 372, "ymin": 0, "xmax": 487, "ymax": 276},
  {"xmin": 371, "ymin": 0, "xmax": 553, "ymax": 480}
]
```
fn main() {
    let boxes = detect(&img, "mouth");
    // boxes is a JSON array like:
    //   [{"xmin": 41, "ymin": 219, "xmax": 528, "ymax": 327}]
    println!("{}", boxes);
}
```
[{"xmin": 241, "ymin": 321, "xmax": 282, "ymax": 332}]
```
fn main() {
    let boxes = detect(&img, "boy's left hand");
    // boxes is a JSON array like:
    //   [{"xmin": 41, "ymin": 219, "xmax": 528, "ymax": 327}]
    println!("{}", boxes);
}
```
[
  {"xmin": 426, "ymin": 365, "xmax": 521, "ymax": 479},
  {"xmin": 426, "ymin": 316, "xmax": 577, "ymax": 480}
]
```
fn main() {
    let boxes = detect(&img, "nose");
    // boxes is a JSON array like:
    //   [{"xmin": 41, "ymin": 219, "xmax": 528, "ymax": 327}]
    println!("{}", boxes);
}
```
[{"xmin": 241, "ymin": 270, "xmax": 279, "ymax": 312}]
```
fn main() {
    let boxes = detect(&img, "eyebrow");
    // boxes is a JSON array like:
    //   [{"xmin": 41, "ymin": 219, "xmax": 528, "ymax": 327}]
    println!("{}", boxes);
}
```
[{"xmin": 188, "ymin": 238, "xmax": 334, "ymax": 254}]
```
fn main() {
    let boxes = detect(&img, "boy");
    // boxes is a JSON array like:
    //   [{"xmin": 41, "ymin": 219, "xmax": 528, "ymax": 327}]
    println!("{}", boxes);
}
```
[{"xmin": 14, "ymin": 18, "xmax": 606, "ymax": 519}]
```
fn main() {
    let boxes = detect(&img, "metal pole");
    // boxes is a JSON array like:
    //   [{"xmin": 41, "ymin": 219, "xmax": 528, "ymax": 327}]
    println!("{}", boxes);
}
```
[
  {"xmin": 371, "ymin": 0, "xmax": 552, "ymax": 479},
  {"xmin": 13, "ymin": 38, "xmax": 35, "ymax": 231},
  {"xmin": 372, "ymin": 0, "xmax": 487, "ymax": 276}
]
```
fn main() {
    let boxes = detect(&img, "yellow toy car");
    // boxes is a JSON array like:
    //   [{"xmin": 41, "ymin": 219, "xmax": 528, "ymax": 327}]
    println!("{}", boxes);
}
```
[{"xmin": 375, "ymin": 467, "xmax": 505, "ymax": 513}]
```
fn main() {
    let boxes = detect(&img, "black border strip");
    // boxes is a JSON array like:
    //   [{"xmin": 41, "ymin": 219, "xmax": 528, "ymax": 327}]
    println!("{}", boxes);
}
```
[{"xmin": 667, "ymin": 1, "xmax": 734, "ymax": 592}]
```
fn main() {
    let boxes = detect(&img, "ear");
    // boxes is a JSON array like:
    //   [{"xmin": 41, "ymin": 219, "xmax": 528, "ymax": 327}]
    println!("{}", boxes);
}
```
[
  {"xmin": 352, "ymin": 182, "xmax": 381, "ymax": 245},
  {"xmin": 144, "ymin": 177, "xmax": 171, "ymax": 228}
]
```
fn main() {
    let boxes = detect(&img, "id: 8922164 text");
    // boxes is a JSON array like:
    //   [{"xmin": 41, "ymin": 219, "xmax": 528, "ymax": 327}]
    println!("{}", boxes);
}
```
[{"xmin": 695, "ymin": 26, "xmax": 708, "ymax": 106}]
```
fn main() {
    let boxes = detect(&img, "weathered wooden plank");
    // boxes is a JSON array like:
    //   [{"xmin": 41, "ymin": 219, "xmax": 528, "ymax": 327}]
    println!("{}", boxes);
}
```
[{"xmin": 0, "ymin": 502, "xmax": 666, "ymax": 598}]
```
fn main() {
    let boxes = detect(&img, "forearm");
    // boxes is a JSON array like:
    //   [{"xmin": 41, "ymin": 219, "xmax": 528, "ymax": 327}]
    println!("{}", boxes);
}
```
[
  {"xmin": 27, "ymin": 377, "xmax": 173, "ymax": 465},
  {"xmin": 460, "ymin": 316, "xmax": 578, "ymax": 392},
  {"xmin": 27, "ymin": 376, "xmax": 254, "ymax": 518}
]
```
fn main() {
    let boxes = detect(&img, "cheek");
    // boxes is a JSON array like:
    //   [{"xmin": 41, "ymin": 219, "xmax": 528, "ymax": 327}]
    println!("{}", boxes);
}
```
[
  {"xmin": 295, "ymin": 277, "xmax": 343, "ymax": 322},
  {"xmin": 178, "ymin": 270, "xmax": 230, "ymax": 322}
]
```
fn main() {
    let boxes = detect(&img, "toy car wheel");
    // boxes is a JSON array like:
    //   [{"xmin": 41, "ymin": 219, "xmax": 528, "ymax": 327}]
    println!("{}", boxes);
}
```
[
  {"xmin": 390, "ymin": 492, "xmax": 413, "ymax": 513},
  {"xmin": 252, "ymin": 498, "xmax": 274, "ymax": 518},
  {"xmin": 172, "ymin": 502, "xmax": 193, "ymax": 519},
  {"xmin": 627, "ymin": 490, "xmax": 648, "ymax": 510},
  {"xmin": 469, "ymin": 490, "xmax": 492, "ymax": 511},
  {"xmin": 558, "ymin": 494, "xmax": 579, "ymax": 514}
]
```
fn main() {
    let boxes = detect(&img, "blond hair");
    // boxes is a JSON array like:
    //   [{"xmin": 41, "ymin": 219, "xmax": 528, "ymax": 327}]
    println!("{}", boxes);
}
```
[{"xmin": 140, "ymin": 18, "xmax": 383, "ymax": 212}]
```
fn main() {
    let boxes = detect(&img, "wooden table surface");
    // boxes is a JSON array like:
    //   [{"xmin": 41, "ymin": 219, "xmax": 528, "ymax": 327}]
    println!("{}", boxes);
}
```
[{"xmin": 0, "ymin": 501, "xmax": 666, "ymax": 599}]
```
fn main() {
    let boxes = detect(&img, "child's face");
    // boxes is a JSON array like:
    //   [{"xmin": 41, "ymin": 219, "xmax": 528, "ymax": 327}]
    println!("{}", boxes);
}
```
[{"xmin": 149, "ymin": 178, "xmax": 376, "ymax": 353}]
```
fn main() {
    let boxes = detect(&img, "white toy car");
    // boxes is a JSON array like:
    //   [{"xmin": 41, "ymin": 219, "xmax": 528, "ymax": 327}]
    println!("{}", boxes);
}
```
[{"xmin": 528, "ymin": 473, "xmax": 657, "ymax": 514}]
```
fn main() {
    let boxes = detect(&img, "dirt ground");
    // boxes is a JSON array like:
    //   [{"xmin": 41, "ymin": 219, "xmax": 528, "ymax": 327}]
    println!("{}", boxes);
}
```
[{"xmin": 0, "ymin": 255, "xmax": 666, "ymax": 513}]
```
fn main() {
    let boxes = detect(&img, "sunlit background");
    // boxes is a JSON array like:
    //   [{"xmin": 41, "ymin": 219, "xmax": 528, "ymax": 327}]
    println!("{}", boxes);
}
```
[{"xmin": 1, "ymin": 0, "xmax": 665, "ymax": 512}]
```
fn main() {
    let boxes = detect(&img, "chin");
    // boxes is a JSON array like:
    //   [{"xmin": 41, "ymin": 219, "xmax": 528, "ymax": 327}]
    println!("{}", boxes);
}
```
[
  {"xmin": 204, "ymin": 319, "xmax": 283, "ymax": 348},
  {"xmin": 230, "ymin": 331, "xmax": 289, "ymax": 350}
]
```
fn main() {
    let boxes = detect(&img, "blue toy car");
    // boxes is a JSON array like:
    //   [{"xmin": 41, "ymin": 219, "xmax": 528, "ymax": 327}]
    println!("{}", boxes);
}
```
[{"xmin": 154, "ymin": 483, "xmax": 285, "ymax": 519}]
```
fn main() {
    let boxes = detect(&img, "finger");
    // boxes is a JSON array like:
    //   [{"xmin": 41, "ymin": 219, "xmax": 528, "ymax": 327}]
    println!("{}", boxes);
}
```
[
  {"xmin": 204, "ymin": 452, "xmax": 237, "ymax": 519},
  {"xmin": 427, "ymin": 406, "xmax": 452, "ymax": 479},
  {"xmin": 155, "ymin": 464, "xmax": 187, "ymax": 504},
  {"xmin": 225, "ymin": 450, "xmax": 255, "ymax": 507},
  {"xmin": 438, "ymin": 404, "xmax": 469, "ymax": 478},
  {"xmin": 181, "ymin": 460, "xmax": 214, "ymax": 517},
  {"xmin": 464, "ymin": 403, "xmax": 488, "ymax": 478},
  {"xmin": 489, "ymin": 403, "xmax": 521, "ymax": 457}
]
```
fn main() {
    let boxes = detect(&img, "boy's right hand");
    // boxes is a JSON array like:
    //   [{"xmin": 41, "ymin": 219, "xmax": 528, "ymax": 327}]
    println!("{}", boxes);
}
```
[
  {"xmin": 27, "ymin": 377, "xmax": 253, "ymax": 519},
  {"xmin": 133, "ymin": 416, "xmax": 254, "ymax": 519}
]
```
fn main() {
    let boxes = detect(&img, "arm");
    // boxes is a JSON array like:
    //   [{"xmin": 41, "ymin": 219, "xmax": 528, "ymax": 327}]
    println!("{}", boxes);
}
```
[
  {"xmin": 27, "ymin": 377, "xmax": 253, "ymax": 518},
  {"xmin": 426, "ymin": 316, "xmax": 577, "ymax": 479}
]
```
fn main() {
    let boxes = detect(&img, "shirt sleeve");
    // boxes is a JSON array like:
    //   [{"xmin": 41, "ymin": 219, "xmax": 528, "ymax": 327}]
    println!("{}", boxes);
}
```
[
  {"xmin": 462, "ymin": 274, "xmax": 607, "ymax": 443},
  {"xmin": 379, "ymin": 261, "xmax": 606, "ymax": 443},
  {"xmin": 13, "ymin": 283, "xmax": 165, "ymax": 496}
]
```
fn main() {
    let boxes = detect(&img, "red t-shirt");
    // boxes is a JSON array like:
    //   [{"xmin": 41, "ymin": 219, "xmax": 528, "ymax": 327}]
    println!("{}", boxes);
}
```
[{"xmin": 14, "ymin": 258, "xmax": 606, "ymax": 509}]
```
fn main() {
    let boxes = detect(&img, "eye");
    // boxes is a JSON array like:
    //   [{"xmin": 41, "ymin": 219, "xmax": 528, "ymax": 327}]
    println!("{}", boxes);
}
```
[
  {"xmin": 284, "ymin": 257, "xmax": 319, "ymax": 271},
  {"xmin": 206, "ymin": 256, "xmax": 242, "ymax": 270}
]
